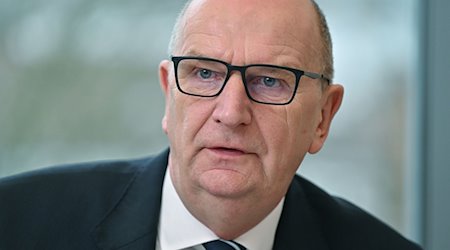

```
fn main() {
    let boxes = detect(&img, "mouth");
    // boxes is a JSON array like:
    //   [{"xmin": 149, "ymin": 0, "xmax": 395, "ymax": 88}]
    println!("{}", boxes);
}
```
[{"xmin": 206, "ymin": 147, "xmax": 248, "ymax": 157}]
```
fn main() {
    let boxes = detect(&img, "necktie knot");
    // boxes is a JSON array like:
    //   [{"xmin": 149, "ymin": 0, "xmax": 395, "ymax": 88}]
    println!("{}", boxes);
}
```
[{"xmin": 202, "ymin": 239, "xmax": 246, "ymax": 250}]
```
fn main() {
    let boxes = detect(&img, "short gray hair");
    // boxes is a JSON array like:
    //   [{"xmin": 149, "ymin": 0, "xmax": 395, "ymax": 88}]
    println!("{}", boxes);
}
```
[
  {"xmin": 167, "ymin": 1, "xmax": 192, "ymax": 56},
  {"xmin": 311, "ymin": 0, "xmax": 334, "ymax": 81}
]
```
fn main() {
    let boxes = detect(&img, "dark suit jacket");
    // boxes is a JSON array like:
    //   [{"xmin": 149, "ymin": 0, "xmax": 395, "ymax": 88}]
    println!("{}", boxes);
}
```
[{"xmin": 0, "ymin": 149, "xmax": 422, "ymax": 250}]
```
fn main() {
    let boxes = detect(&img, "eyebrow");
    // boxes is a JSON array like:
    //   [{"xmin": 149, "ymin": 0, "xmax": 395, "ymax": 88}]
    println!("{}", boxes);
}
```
[
  {"xmin": 177, "ymin": 49, "xmax": 309, "ymax": 71},
  {"xmin": 178, "ymin": 49, "xmax": 211, "ymax": 58}
]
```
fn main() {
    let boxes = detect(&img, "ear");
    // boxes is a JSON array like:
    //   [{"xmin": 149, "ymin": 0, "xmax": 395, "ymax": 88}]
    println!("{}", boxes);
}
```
[
  {"xmin": 308, "ymin": 84, "xmax": 344, "ymax": 154},
  {"xmin": 159, "ymin": 59, "xmax": 172, "ymax": 134}
]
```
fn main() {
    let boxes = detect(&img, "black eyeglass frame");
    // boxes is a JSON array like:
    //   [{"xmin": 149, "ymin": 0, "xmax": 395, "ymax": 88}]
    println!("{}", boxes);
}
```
[{"xmin": 171, "ymin": 56, "xmax": 330, "ymax": 105}]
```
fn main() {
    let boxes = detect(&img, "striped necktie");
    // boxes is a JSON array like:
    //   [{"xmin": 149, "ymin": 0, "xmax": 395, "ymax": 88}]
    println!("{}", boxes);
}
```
[{"xmin": 202, "ymin": 239, "xmax": 246, "ymax": 250}]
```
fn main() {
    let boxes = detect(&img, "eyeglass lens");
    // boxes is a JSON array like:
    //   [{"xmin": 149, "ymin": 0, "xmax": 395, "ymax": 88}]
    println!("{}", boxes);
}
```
[{"xmin": 176, "ymin": 58, "xmax": 297, "ymax": 104}]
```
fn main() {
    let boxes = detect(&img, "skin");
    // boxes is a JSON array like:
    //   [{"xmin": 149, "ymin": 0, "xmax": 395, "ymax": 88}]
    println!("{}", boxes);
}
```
[{"xmin": 159, "ymin": 0, "xmax": 344, "ymax": 240}]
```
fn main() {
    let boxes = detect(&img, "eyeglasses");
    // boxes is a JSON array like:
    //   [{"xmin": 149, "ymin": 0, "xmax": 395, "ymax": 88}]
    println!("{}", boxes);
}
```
[{"xmin": 171, "ymin": 56, "xmax": 330, "ymax": 105}]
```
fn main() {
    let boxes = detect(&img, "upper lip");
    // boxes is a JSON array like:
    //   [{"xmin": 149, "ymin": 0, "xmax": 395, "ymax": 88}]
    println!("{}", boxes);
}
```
[{"xmin": 205, "ymin": 145, "xmax": 254, "ymax": 154}]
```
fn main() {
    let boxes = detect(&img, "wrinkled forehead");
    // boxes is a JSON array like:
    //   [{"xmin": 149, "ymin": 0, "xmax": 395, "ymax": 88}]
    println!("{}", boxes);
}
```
[
  {"xmin": 184, "ymin": 0, "xmax": 316, "ymax": 25},
  {"xmin": 176, "ymin": 0, "xmax": 321, "ymax": 66}
]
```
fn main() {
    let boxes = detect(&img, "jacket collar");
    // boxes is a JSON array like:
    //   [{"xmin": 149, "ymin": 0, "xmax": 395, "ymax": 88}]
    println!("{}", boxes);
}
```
[
  {"xmin": 93, "ymin": 149, "xmax": 169, "ymax": 250},
  {"xmin": 273, "ymin": 176, "xmax": 330, "ymax": 250}
]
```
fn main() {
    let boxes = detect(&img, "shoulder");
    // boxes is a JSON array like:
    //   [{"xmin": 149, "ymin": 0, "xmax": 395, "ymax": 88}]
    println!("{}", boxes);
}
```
[
  {"xmin": 0, "ymin": 151, "xmax": 168, "ymax": 248},
  {"xmin": 0, "ymin": 156, "xmax": 148, "ymax": 214},
  {"xmin": 0, "ymin": 151, "xmax": 169, "ymax": 207},
  {"xmin": 290, "ymin": 175, "xmax": 422, "ymax": 250},
  {"xmin": 0, "ymin": 156, "xmax": 150, "ymax": 196}
]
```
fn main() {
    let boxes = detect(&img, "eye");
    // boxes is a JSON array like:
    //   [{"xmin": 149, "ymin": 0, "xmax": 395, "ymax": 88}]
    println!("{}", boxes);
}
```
[
  {"xmin": 261, "ymin": 77, "xmax": 278, "ymax": 87},
  {"xmin": 251, "ymin": 76, "xmax": 281, "ymax": 88},
  {"xmin": 197, "ymin": 69, "xmax": 213, "ymax": 79}
]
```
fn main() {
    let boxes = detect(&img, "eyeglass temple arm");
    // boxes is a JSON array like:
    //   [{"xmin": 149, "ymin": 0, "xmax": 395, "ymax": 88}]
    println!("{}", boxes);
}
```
[{"xmin": 304, "ymin": 71, "xmax": 331, "ymax": 85}]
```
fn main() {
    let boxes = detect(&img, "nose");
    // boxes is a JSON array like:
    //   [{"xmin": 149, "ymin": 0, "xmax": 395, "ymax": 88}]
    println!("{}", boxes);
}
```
[{"xmin": 211, "ymin": 74, "xmax": 252, "ymax": 127}]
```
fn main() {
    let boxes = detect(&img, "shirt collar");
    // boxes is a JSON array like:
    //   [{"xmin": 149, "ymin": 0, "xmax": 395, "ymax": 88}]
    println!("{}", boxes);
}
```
[{"xmin": 158, "ymin": 168, "xmax": 284, "ymax": 250}]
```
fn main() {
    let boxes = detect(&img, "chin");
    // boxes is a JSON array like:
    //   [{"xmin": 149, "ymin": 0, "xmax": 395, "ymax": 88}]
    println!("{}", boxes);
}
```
[{"xmin": 198, "ymin": 169, "xmax": 253, "ymax": 199}]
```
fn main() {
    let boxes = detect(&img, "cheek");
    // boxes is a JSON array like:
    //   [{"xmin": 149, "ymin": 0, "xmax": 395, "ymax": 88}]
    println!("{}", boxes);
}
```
[
  {"xmin": 261, "ymin": 101, "xmax": 319, "ymax": 174},
  {"xmin": 165, "ymin": 92, "xmax": 190, "ymax": 149},
  {"xmin": 166, "ymin": 95, "xmax": 212, "ymax": 150},
  {"xmin": 270, "ymin": 107, "xmax": 314, "ymax": 148}
]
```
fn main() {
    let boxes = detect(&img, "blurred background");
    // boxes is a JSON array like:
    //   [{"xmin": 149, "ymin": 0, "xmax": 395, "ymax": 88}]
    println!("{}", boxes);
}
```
[{"xmin": 1, "ymin": 0, "xmax": 449, "ymax": 248}]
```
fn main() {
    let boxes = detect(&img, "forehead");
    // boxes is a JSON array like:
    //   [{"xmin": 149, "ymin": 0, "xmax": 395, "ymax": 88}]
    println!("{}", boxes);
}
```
[{"xmin": 177, "ymin": 0, "xmax": 321, "ymax": 68}]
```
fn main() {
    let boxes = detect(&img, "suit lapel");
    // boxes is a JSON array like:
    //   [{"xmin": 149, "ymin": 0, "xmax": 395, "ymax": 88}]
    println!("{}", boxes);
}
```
[
  {"xmin": 93, "ymin": 149, "xmax": 169, "ymax": 250},
  {"xmin": 273, "ymin": 176, "xmax": 330, "ymax": 250}
]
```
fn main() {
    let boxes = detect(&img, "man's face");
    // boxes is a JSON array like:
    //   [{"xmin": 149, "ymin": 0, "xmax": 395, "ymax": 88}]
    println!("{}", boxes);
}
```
[{"xmin": 160, "ymin": 0, "xmax": 342, "ymax": 211}]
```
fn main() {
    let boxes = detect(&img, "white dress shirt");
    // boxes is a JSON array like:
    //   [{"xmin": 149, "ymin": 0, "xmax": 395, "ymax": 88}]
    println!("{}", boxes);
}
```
[{"xmin": 156, "ymin": 168, "xmax": 285, "ymax": 250}]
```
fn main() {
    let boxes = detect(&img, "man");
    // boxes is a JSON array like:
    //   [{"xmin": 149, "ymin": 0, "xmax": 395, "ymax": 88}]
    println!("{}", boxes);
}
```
[{"xmin": 0, "ymin": 0, "xmax": 421, "ymax": 249}]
